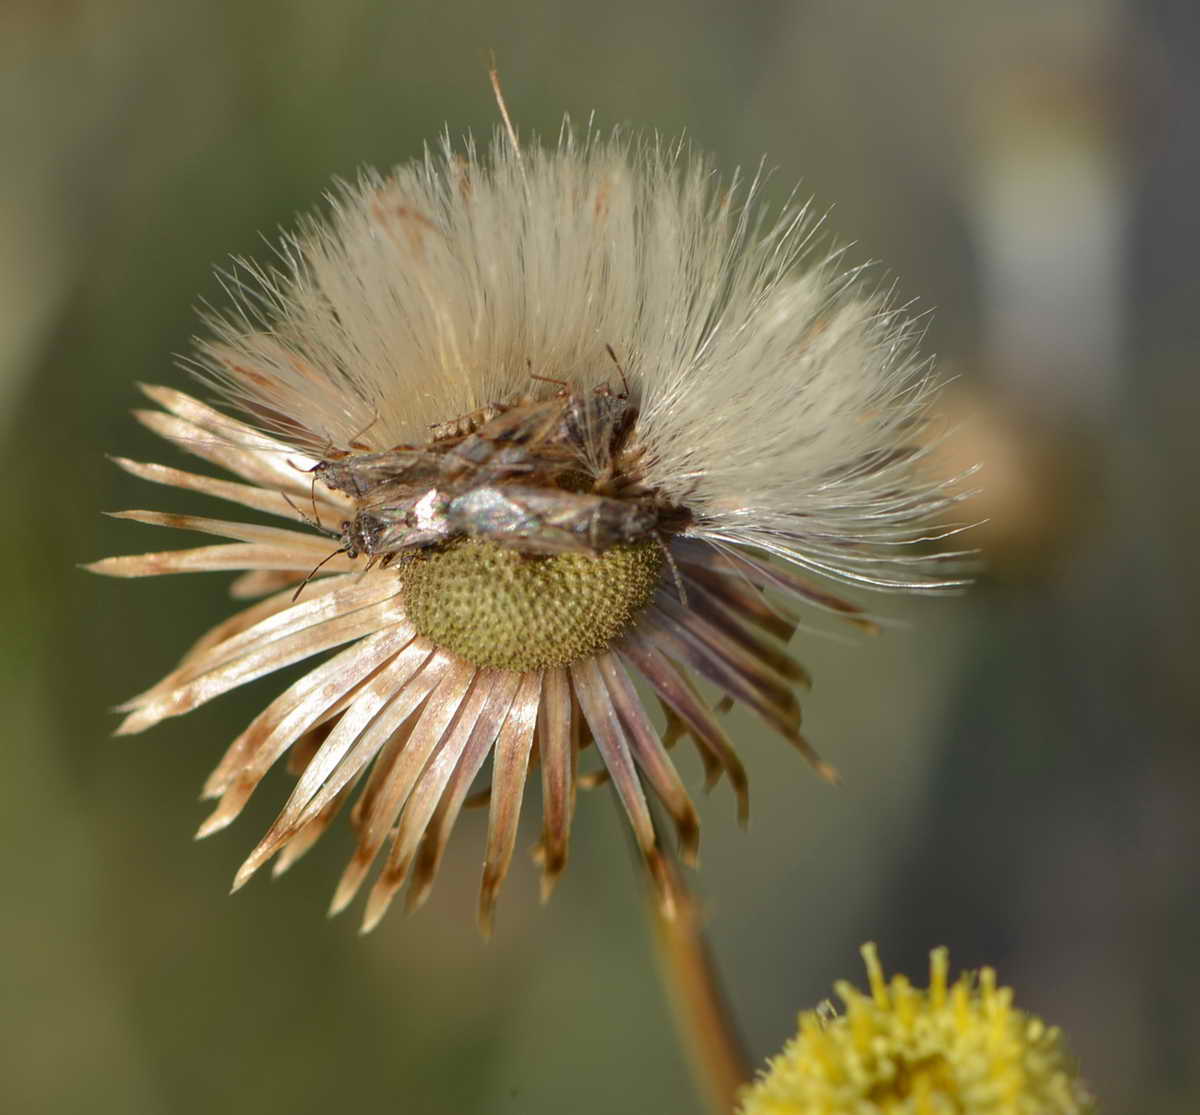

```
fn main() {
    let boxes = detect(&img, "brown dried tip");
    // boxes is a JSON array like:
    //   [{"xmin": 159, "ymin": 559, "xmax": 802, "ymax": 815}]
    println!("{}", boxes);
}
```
[{"xmin": 94, "ymin": 382, "xmax": 885, "ymax": 932}]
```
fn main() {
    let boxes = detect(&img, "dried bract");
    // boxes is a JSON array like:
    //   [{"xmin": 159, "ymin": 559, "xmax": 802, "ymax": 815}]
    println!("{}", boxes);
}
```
[{"xmin": 89, "ymin": 122, "xmax": 967, "ymax": 933}]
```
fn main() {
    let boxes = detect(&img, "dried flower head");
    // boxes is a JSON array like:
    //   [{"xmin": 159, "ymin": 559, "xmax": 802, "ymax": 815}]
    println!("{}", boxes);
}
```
[
  {"xmin": 89, "ymin": 119, "xmax": 965, "ymax": 933},
  {"xmin": 738, "ymin": 944, "xmax": 1094, "ymax": 1115}
]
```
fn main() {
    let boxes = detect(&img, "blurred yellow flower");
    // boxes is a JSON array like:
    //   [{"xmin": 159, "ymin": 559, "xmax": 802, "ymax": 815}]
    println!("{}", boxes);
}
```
[{"xmin": 740, "ymin": 944, "xmax": 1094, "ymax": 1115}]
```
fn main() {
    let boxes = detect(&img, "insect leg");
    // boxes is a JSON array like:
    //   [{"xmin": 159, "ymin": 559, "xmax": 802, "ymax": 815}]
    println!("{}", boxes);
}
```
[{"xmin": 656, "ymin": 532, "xmax": 688, "ymax": 606}]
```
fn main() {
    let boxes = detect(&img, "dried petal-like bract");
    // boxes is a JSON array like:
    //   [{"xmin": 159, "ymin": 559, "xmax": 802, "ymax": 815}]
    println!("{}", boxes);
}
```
[{"xmin": 91, "ymin": 121, "xmax": 965, "ymax": 933}]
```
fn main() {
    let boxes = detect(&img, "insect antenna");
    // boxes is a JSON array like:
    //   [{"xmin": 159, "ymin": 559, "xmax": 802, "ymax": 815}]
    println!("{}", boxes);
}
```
[
  {"xmin": 529, "ymin": 372, "xmax": 570, "ymax": 391},
  {"xmin": 521, "ymin": 356, "xmax": 567, "ymax": 396},
  {"xmin": 291, "ymin": 546, "xmax": 345, "ymax": 603},
  {"xmin": 281, "ymin": 491, "xmax": 336, "ymax": 538},
  {"xmin": 604, "ymin": 343, "xmax": 630, "ymax": 398}
]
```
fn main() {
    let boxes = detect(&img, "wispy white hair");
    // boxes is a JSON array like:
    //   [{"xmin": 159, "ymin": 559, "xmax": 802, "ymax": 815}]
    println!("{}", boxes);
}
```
[{"xmin": 196, "ymin": 123, "xmax": 964, "ymax": 593}]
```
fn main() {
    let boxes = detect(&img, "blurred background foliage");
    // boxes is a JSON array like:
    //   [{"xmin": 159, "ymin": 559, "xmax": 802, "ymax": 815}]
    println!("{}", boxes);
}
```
[{"xmin": 2, "ymin": 1, "xmax": 1196, "ymax": 1112}]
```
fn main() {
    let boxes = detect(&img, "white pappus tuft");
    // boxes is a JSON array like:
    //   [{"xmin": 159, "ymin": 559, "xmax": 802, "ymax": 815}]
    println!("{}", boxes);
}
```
[
  {"xmin": 196, "ymin": 124, "xmax": 965, "ymax": 594},
  {"xmin": 92, "ymin": 114, "xmax": 971, "ymax": 932}
]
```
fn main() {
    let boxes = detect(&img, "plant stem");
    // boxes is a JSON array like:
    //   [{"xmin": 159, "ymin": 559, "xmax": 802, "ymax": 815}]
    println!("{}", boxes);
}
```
[{"xmin": 650, "ymin": 855, "xmax": 752, "ymax": 1115}]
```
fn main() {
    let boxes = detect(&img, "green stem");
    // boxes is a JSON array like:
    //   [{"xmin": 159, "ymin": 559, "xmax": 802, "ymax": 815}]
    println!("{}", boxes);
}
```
[{"xmin": 650, "ymin": 855, "xmax": 753, "ymax": 1114}]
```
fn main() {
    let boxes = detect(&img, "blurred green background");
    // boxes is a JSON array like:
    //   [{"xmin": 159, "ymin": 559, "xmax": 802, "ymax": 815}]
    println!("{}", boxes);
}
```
[{"xmin": 3, "ymin": 1, "xmax": 1196, "ymax": 1112}]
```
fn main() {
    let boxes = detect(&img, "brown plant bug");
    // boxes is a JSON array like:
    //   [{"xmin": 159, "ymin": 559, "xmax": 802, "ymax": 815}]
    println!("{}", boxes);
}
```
[{"xmin": 292, "ymin": 356, "xmax": 691, "ymax": 597}]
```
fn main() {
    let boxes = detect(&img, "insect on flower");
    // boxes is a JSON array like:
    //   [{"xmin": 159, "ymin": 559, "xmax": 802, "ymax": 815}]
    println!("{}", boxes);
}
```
[
  {"xmin": 309, "ymin": 365, "xmax": 683, "ymax": 576},
  {"xmin": 88, "ymin": 81, "xmax": 970, "ymax": 934}
]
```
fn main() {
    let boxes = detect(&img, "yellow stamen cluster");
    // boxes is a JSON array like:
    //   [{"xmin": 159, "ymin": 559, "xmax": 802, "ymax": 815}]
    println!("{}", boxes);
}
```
[{"xmin": 739, "ymin": 944, "xmax": 1094, "ymax": 1115}]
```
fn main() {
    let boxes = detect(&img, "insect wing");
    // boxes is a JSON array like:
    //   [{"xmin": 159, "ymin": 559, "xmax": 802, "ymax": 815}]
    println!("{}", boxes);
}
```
[
  {"xmin": 446, "ymin": 485, "xmax": 658, "ymax": 555},
  {"xmin": 314, "ymin": 448, "xmax": 442, "ymax": 500},
  {"xmin": 474, "ymin": 395, "xmax": 569, "ymax": 447}
]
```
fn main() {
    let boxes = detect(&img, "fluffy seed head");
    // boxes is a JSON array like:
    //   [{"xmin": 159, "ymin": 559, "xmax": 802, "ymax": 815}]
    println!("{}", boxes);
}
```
[
  {"xmin": 89, "ymin": 115, "xmax": 967, "ymax": 930},
  {"xmin": 198, "ymin": 125, "xmax": 964, "ymax": 592}
]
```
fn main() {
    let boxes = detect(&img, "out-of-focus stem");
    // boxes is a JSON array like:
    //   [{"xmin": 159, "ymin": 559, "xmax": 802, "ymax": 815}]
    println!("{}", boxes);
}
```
[{"xmin": 650, "ymin": 856, "xmax": 752, "ymax": 1115}]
